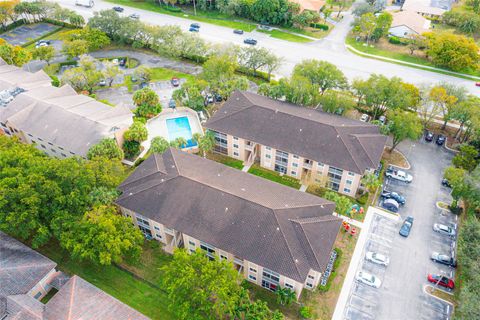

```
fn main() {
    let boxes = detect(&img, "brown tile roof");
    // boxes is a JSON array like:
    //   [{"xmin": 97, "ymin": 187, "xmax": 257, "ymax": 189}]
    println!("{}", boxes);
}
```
[
  {"xmin": 205, "ymin": 91, "xmax": 387, "ymax": 174},
  {"xmin": 0, "ymin": 232, "xmax": 56, "ymax": 316},
  {"xmin": 116, "ymin": 149, "xmax": 342, "ymax": 282},
  {"xmin": 43, "ymin": 276, "xmax": 149, "ymax": 320}
]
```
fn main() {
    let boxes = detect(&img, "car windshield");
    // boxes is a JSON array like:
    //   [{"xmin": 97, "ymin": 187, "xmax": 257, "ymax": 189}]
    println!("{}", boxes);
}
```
[
  {"xmin": 372, "ymin": 253, "xmax": 385, "ymax": 261},
  {"xmin": 439, "ymin": 225, "xmax": 451, "ymax": 232},
  {"xmin": 439, "ymin": 255, "xmax": 450, "ymax": 261}
]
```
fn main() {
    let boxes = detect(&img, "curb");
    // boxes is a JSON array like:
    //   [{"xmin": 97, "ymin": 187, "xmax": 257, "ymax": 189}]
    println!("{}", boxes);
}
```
[
  {"xmin": 423, "ymin": 284, "xmax": 455, "ymax": 305},
  {"xmin": 346, "ymin": 44, "xmax": 480, "ymax": 81},
  {"xmin": 435, "ymin": 201, "xmax": 451, "ymax": 211},
  {"xmin": 383, "ymin": 147, "xmax": 411, "ymax": 170},
  {"xmin": 444, "ymin": 138, "xmax": 460, "ymax": 154}
]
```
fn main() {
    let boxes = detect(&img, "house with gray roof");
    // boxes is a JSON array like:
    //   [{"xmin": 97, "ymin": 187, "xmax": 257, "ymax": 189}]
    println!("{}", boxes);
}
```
[
  {"xmin": 0, "ymin": 58, "xmax": 132, "ymax": 158},
  {"xmin": 116, "ymin": 148, "xmax": 342, "ymax": 297},
  {"xmin": 0, "ymin": 232, "xmax": 149, "ymax": 320},
  {"xmin": 205, "ymin": 91, "xmax": 387, "ymax": 197}
]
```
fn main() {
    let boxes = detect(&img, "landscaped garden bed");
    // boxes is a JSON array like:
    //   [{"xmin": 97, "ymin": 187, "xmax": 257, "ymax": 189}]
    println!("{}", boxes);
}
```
[
  {"xmin": 206, "ymin": 152, "xmax": 244, "ymax": 169},
  {"xmin": 248, "ymin": 164, "xmax": 301, "ymax": 189}
]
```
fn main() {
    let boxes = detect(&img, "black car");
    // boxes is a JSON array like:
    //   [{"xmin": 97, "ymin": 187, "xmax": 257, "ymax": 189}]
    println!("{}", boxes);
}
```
[
  {"xmin": 425, "ymin": 131, "xmax": 434, "ymax": 142},
  {"xmin": 399, "ymin": 216, "xmax": 414, "ymax": 237},
  {"xmin": 119, "ymin": 58, "xmax": 127, "ymax": 67},
  {"xmin": 214, "ymin": 93, "xmax": 222, "ymax": 102},
  {"xmin": 113, "ymin": 6, "xmax": 124, "ymax": 12},
  {"xmin": 436, "ymin": 134, "xmax": 446, "ymax": 146},
  {"xmin": 442, "ymin": 178, "xmax": 452, "ymax": 188},
  {"xmin": 244, "ymin": 38, "xmax": 257, "ymax": 45},
  {"xmin": 233, "ymin": 29, "xmax": 244, "ymax": 35},
  {"xmin": 431, "ymin": 252, "xmax": 457, "ymax": 267},
  {"xmin": 189, "ymin": 27, "xmax": 199, "ymax": 32},
  {"xmin": 380, "ymin": 190, "xmax": 406, "ymax": 205},
  {"xmin": 190, "ymin": 23, "xmax": 200, "ymax": 29}
]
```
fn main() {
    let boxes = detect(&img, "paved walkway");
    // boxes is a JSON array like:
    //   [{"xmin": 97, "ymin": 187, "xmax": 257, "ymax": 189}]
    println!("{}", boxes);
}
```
[
  {"xmin": 299, "ymin": 184, "xmax": 308, "ymax": 192},
  {"xmin": 241, "ymin": 164, "xmax": 251, "ymax": 172},
  {"xmin": 331, "ymin": 206, "xmax": 399, "ymax": 320}
]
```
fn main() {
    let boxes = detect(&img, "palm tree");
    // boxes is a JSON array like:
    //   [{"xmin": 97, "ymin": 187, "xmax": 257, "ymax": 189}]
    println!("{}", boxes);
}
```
[
  {"xmin": 361, "ymin": 173, "xmax": 381, "ymax": 194},
  {"xmin": 276, "ymin": 287, "xmax": 296, "ymax": 306}
]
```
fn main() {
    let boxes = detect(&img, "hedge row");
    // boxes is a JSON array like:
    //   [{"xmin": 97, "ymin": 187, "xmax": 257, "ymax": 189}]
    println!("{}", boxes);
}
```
[{"xmin": 310, "ymin": 23, "xmax": 329, "ymax": 31}]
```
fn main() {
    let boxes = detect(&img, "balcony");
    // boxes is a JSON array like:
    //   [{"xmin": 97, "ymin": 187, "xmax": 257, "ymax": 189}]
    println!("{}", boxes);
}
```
[
  {"xmin": 245, "ymin": 141, "xmax": 256, "ymax": 151},
  {"xmin": 303, "ymin": 160, "xmax": 313, "ymax": 169}
]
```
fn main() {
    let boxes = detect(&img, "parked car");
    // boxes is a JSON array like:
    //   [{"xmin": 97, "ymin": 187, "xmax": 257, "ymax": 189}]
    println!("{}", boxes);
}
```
[
  {"xmin": 399, "ymin": 216, "xmax": 414, "ymax": 237},
  {"xmin": 168, "ymin": 99, "xmax": 176, "ymax": 109},
  {"xmin": 205, "ymin": 94, "xmax": 214, "ymax": 105},
  {"xmin": 170, "ymin": 77, "xmax": 180, "ymax": 87},
  {"xmin": 360, "ymin": 114, "xmax": 369, "ymax": 122},
  {"xmin": 379, "ymin": 115, "xmax": 386, "ymax": 125},
  {"xmin": 119, "ymin": 58, "xmax": 127, "ymax": 67},
  {"xmin": 258, "ymin": 24, "xmax": 273, "ymax": 31},
  {"xmin": 425, "ymin": 131, "xmax": 434, "ymax": 142},
  {"xmin": 385, "ymin": 166, "xmax": 413, "ymax": 183},
  {"xmin": 355, "ymin": 271, "xmax": 381, "ymax": 288},
  {"xmin": 380, "ymin": 190, "xmax": 406, "ymax": 205},
  {"xmin": 189, "ymin": 27, "xmax": 199, "ymax": 32},
  {"xmin": 365, "ymin": 251, "xmax": 390, "ymax": 266},
  {"xmin": 233, "ymin": 29, "xmax": 244, "ymax": 35},
  {"xmin": 436, "ymin": 134, "xmax": 446, "ymax": 146},
  {"xmin": 214, "ymin": 93, "xmax": 222, "ymax": 102},
  {"xmin": 35, "ymin": 40, "xmax": 51, "ymax": 48},
  {"xmin": 427, "ymin": 274, "xmax": 455, "ymax": 290},
  {"xmin": 139, "ymin": 82, "xmax": 148, "ymax": 89},
  {"xmin": 442, "ymin": 178, "xmax": 452, "ymax": 188},
  {"xmin": 382, "ymin": 198, "xmax": 400, "ymax": 213},
  {"xmin": 431, "ymin": 252, "xmax": 457, "ymax": 267},
  {"xmin": 433, "ymin": 223, "xmax": 456, "ymax": 237},
  {"xmin": 244, "ymin": 38, "xmax": 257, "ymax": 45},
  {"xmin": 98, "ymin": 79, "xmax": 106, "ymax": 86},
  {"xmin": 197, "ymin": 110, "xmax": 207, "ymax": 123},
  {"xmin": 113, "ymin": 6, "xmax": 124, "ymax": 12},
  {"xmin": 190, "ymin": 23, "xmax": 200, "ymax": 29},
  {"xmin": 129, "ymin": 13, "xmax": 140, "ymax": 19}
]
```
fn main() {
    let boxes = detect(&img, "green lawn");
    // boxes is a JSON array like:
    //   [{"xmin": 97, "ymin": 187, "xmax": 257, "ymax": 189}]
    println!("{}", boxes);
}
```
[
  {"xmin": 40, "ymin": 288, "xmax": 58, "ymax": 304},
  {"xmin": 346, "ymin": 36, "xmax": 480, "ymax": 79},
  {"xmin": 37, "ymin": 240, "xmax": 175, "ymax": 320},
  {"xmin": 150, "ymin": 67, "xmax": 195, "ymax": 82},
  {"xmin": 105, "ymin": 0, "xmax": 256, "ymax": 31},
  {"xmin": 206, "ymin": 152, "xmax": 244, "ymax": 169},
  {"xmin": 248, "ymin": 165, "xmax": 301, "ymax": 189},
  {"xmin": 257, "ymin": 29, "xmax": 313, "ymax": 43}
]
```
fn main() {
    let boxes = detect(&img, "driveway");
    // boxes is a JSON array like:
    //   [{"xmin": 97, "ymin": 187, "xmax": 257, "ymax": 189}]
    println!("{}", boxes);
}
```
[{"xmin": 342, "ymin": 139, "xmax": 456, "ymax": 320}]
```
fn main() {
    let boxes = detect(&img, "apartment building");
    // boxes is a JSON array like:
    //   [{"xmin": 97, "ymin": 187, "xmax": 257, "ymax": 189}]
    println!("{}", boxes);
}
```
[
  {"xmin": 0, "ymin": 231, "xmax": 149, "ymax": 320},
  {"xmin": 205, "ymin": 91, "xmax": 387, "ymax": 196},
  {"xmin": 116, "ymin": 148, "xmax": 342, "ymax": 298},
  {"xmin": 0, "ymin": 57, "xmax": 132, "ymax": 158}
]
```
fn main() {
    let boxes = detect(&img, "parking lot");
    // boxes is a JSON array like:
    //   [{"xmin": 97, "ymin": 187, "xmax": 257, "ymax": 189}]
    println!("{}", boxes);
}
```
[
  {"xmin": 0, "ymin": 23, "xmax": 58, "ymax": 45},
  {"xmin": 344, "ymin": 138, "xmax": 456, "ymax": 320}
]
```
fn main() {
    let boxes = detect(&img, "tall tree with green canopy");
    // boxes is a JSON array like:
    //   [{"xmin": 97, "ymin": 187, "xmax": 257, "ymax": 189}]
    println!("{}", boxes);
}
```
[
  {"xmin": 293, "ymin": 59, "xmax": 347, "ymax": 95},
  {"xmin": 193, "ymin": 131, "xmax": 216, "ymax": 157},
  {"xmin": 59, "ymin": 205, "xmax": 144, "ymax": 265},
  {"xmin": 361, "ymin": 173, "xmax": 381, "ymax": 194},
  {"xmin": 161, "ymin": 249, "xmax": 243, "ymax": 320},
  {"xmin": 132, "ymin": 87, "xmax": 162, "ymax": 119},
  {"xmin": 385, "ymin": 110, "xmax": 422, "ymax": 152},
  {"xmin": 150, "ymin": 136, "xmax": 170, "ymax": 154},
  {"xmin": 453, "ymin": 145, "xmax": 479, "ymax": 172},
  {"xmin": 32, "ymin": 45, "xmax": 55, "ymax": 65},
  {"xmin": 323, "ymin": 191, "xmax": 353, "ymax": 216},
  {"xmin": 318, "ymin": 91, "xmax": 355, "ymax": 115},
  {"xmin": 0, "ymin": 40, "xmax": 31, "ymax": 66},
  {"xmin": 87, "ymin": 138, "xmax": 124, "ymax": 160},
  {"xmin": 172, "ymin": 79, "xmax": 209, "ymax": 110},
  {"xmin": 425, "ymin": 32, "xmax": 479, "ymax": 71}
]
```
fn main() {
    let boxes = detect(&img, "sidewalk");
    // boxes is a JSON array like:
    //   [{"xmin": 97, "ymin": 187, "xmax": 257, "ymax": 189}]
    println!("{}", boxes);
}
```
[
  {"xmin": 331, "ymin": 206, "xmax": 398, "ymax": 320},
  {"xmin": 346, "ymin": 44, "xmax": 480, "ymax": 81}
]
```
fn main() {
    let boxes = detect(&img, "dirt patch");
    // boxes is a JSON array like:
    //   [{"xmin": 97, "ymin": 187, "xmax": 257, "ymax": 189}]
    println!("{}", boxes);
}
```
[
  {"xmin": 382, "ymin": 148, "xmax": 409, "ymax": 169},
  {"xmin": 375, "ymin": 38, "xmax": 427, "ymax": 58}
]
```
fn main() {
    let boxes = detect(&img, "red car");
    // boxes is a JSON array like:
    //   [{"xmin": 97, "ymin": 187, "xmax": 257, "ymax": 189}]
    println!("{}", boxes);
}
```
[{"xmin": 427, "ymin": 274, "xmax": 455, "ymax": 289}]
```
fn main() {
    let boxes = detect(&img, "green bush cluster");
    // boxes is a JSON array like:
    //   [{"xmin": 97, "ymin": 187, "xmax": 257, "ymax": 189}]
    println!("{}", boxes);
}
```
[{"xmin": 310, "ymin": 23, "xmax": 329, "ymax": 30}]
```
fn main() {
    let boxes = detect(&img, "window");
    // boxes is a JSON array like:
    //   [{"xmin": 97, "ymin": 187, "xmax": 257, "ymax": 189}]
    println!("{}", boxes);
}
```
[
  {"xmin": 136, "ymin": 216, "xmax": 150, "ymax": 226},
  {"xmin": 31, "ymin": 139, "xmax": 36, "ymax": 144},
  {"xmin": 214, "ymin": 131, "xmax": 228, "ymax": 154},
  {"xmin": 70, "ymin": 151, "xmax": 75, "ymax": 155},
  {"xmin": 59, "ymin": 146, "xmax": 64, "ymax": 150},
  {"xmin": 154, "ymin": 226, "xmax": 160, "ymax": 231},
  {"xmin": 38, "ymin": 138, "xmax": 43, "ymax": 141},
  {"xmin": 274, "ymin": 150, "xmax": 289, "ymax": 174},
  {"xmin": 266, "ymin": 146, "xmax": 271, "ymax": 151},
  {"xmin": 233, "ymin": 152, "xmax": 239, "ymax": 157},
  {"xmin": 189, "ymin": 240, "xmax": 195, "ymax": 246},
  {"xmin": 249, "ymin": 267, "xmax": 257, "ymax": 273},
  {"xmin": 306, "ymin": 282, "xmax": 313, "ymax": 288},
  {"xmin": 292, "ymin": 163, "xmax": 298, "ymax": 168},
  {"xmin": 40, "ymin": 144, "xmax": 46, "ymax": 149},
  {"xmin": 348, "ymin": 172, "xmax": 355, "ymax": 176},
  {"xmin": 291, "ymin": 171, "xmax": 297, "ymax": 176},
  {"xmin": 190, "ymin": 249, "xmax": 195, "ymax": 253},
  {"xmin": 265, "ymin": 154, "xmax": 271, "ymax": 159},
  {"xmin": 307, "ymin": 275, "xmax": 314, "ymax": 280},
  {"xmin": 220, "ymin": 254, "xmax": 228, "ymax": 261},
  {"xmin": 51, "ymin": 149, "xmax": 56, "ymax": 153},
  {"xmin": 200, "ymin": 241, "xmax": 216, "ymax": 259},
  {"xmin": 27, "ymin": 133, "xmax": 33, "ymax": 137},
  {"xmin": 33, "ymin": 292, "xmax": 42, "ymax": 299},
  {"xmin": 249, "ymin": 275, "xmax": 257, "ymax": 281},
  {"xmin": 346, "ymin": 179, "xmax": 353, "ymax": 185},
  {"xmin": 293, "ymin": 154, "xmax": 299, "ymax": 159},
  {"xmin": 262, "ymin": 268, "xmax": 280, "ymax": 283},
  {"xmin": 233, "ymin": 136, "xmax": 239, "ymax": 141},
  {"xmin": 343, "ymin": 187, "xmax": 351, "ymax": 193},
  {"xmin": 61, "ymin": 153, "xmax": 67, "ymax": 157},
  {"xmin": 284, "ymin": 282, "xmax": 294, "ymax": 290},
  {"xmin": 233, "ymin": 144, "xmax": 239, "ymax": 149},
  {"xmin": 48, "ymin": 142, "xmax": 53, "ymax": 146},
  {"xmin": 156, "ymin": 234, "xmax": 162, "ymax": 239},
  {"xmin": 328, "ymin": 166, "xmax": 343, "ymax": 192}
]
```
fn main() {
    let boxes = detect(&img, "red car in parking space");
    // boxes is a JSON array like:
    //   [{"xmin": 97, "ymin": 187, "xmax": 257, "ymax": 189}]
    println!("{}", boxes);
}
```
[{"xmin": 427, "ymin": 274, "xmax": 455, "ymax": 290}]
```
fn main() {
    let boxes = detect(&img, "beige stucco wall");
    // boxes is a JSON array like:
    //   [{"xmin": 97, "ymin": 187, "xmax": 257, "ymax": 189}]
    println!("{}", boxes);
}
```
[{"xmin": 27, "ymin": 268, "xmax": 57, "ymax": 300}]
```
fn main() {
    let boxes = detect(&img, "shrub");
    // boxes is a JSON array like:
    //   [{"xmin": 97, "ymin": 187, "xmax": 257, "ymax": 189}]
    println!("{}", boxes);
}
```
[
  {"xmin": 165, "ymin": 5, "xmax": 182, "ymax": 12},
  {"xmin": 357, "ymin": 192, "xmax": 369, "ymax": 205},
  {"xmin": 299, "ymin": 306, "xmax": 313, "ymax": 319},
  {"xmin": 123, "ymin": 140, "xmax": 141, "ymax": 159},
  {"xmin": 50, "ymin": 75, "xmax": 60, "ymax": 87},
  {"xmin": 310, "ymin": 23, "xmax": 329, "ymax": 30},
  {"xmin": 388, "ymin": 36, "xmax": 401, "ymax": 44}
]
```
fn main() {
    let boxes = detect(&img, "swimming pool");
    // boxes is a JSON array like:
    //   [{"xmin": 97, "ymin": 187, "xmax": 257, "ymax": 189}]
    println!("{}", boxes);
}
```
[{"xmin": 166, "ymin": 116, "xmax": 197, "ymax": 148}]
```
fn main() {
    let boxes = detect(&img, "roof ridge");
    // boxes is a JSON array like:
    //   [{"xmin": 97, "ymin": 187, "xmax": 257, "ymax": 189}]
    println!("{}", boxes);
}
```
[
  {"xmin": 0, "ymin": 261, "xmax": 55, "ymax": 271},
  {"xmin": 206, "ymin": 92, "xmax": 257, "ymax": 126},
  {"xmin": 66, "ymin": 275, "xmax": 77, "ymax": 320},
  {"xmin": 333, "ymin": 127, "xmax": 363, "ymax": 173},
  {"xmin": 350, "ymin": 134, "xmax": 377, "ymax": 166},
  {"xmin": 118, "ymin": 174, "xmax": 178, "ymax": 200}
]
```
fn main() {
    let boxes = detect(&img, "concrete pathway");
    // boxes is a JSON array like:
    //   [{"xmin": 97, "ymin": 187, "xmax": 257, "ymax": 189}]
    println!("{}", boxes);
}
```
[
  {"xmin": 331, "ymin": 206, "xmax": 399, "ymax": 320},
  {"xmin": 299, "ymin": 184, "xmax": 308, "ymax": 192},
  {"xmin": 241, "ymin": 164, "xmax": 252, "ymax": 172},
  {"xmin": 332, "ymin": 212, "xmax": 365, "ymax": 228}
]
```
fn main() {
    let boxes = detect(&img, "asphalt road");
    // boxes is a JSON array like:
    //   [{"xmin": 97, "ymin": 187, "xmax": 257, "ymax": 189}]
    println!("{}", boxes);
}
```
[
  {"xmin": 345, "ymin": 138, "xmax": 456, "ymax": 320},
  {"xmin": 57, "ymin": 0, "xmax": 480, "ymax": 95}
]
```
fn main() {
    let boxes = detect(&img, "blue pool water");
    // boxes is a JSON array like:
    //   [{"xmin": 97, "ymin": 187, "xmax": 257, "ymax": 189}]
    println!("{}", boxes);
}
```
[{"xmin": 166, "ymin": 116, "xmax": 197, "ymax": 148}]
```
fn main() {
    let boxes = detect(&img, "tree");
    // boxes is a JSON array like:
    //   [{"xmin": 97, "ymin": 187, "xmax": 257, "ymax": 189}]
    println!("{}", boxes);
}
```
[
  {"xmin": 323, "ymin": 191, "xmax": 353, "ymax": 216},
  {"xmin": 467, "ymin": 0, "xmax": 480, "ymax": 13},
  {"xmin": 69, "ymin": 12, "xmax": 85, "ymax": 27},
  {"xmin": 429, "ymin": 86, "xmax": 458, "ymax": 130},
  {"xmin": 87, "ymin": 138, "xmax": 124, "ymax": 160},
  {"xmin": 239, "ymin": 46, "xmax": 276, "ymax": 77},
  {"xmin": 453, "ymin": 145, "xmax": 479, "ymax": 172},
  {"xmin": 62, "ymin": 39, "xmax": 89, "ymax": 59},
  {"xmin": 124, "ymin": 121, "xmax": 148, "ymax": 143},
  {"xmin": 122, "ymin": 140, "xmax": 141, "ymax": 159},
  {"xmin": 32, "ymin": 45, "xmax": 55, "ymax": 65},
  {"xmin": 352, "ymin": 3, "xmax": 375, "ymax": 16},
  {"xmin": 0, "ymin": 0, "xmax": 19, "ymax": 30},
  {"xmin": 132, "ymin": 87, "xmax": 162, "ymax": 118},
  {"xmin": 293, "ymin": 60, "xmax": 347, "ymax": 95},
  {"xmin": 133, "ymin": 65, "xmax": 152, "ymax": 83},
  {"xmin": 385, "ymin": 110, "xmax": 422, "ymax": 152},
  {"xmin": 407, "ymin": 34, "xmax": 426, "ymax": 55},
  {"xmin": 170, "ymin": 137, "xmax": 188, "ymax": 149},
  {"xmin": 172, "ymin": 79, "xmax": 209, "ymax": 110},
  {"xmin": 62, "ymin": 27, "xmax": 110, "ymax": 51},
  {"xmin": 293, "ymin": 9, "xmax": 320, "ymax": 27},
  {"xmin": 280, "ymin": 75, "xmax": 320, "ymax": 107},
  {"xmin": 102, "ymin": 61, "xmax": 121, "ymax": 87},
  {"xmin": 150, "ymin": 136, "xmax": 170, "ymax": 154},
  {"xmin": 361, "ymin": 173, "xmax": 381, "ymax": 194},
  {"xmin": 0, "ymin": 42, "xmax": 31, "ymax": 66},
  {"xmin": 59, "ymin": 205, "xmax": 144, "ymax": 265},
  {"xmin": 276, "ymin": 287, "xmax": 296, "ymax": 305},
  {"xmin": 451, "ymin": 96, "xmax": 480, "ymax": 140},
  {"xmin": 193, "ymin": 131, "xmax": 215, "ymax": 157},
  {"xmin": 61, "ymin": 63, "xmax": 102, "ymax": 94},
  {"xmin": 318, "ymin": 91, "xmax": 355, "ymax": 115},
  {"xmin": 371, "ymin": 12, "xmax": 393, "ymax": 41},
  {"xmin": 160, "ymin": 249, "xmax": 243, "ymax": 320},
  {"xmin": 201, "ymin": 54, "xmax": 248, "ymax": 98},
  {"xmin": 354, "ymin": 12, "xmax": 377, "ymax": 44},
  {"xmin": 425, "ymin": 32, "xmax": 479, "ymax": 71}
]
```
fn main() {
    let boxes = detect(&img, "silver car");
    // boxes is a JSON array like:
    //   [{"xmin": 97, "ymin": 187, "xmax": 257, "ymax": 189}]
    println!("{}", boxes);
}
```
[
  {"xmin": 365, "ymin": 251, "xmax": 390, "ymax": 266},
  {"xmin": 433, "ymin": 223, "xmax": 456, "ymax": 237},
  {"xmin": 355, "ymin": 271, "xmax": 382, "ymax": 288}
]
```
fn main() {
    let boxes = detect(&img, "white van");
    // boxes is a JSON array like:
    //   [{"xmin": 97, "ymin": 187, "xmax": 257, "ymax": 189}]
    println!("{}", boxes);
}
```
[{"xmin": 75, "ymin": 0, "xmax": 94, "ymax": 8}]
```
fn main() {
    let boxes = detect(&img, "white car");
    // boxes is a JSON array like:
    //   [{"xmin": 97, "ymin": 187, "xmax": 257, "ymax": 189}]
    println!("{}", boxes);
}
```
[
  {"xmin": 433, "ymin": 223, "xmax": 456, "ymax": 237},
  {"xmin": 360, "ymin": 114, "xmax": 369, "ymax": 122},
  {"xmin": 356, "ymin": 271, "xmax": 382, "ymax": 288},
  {"xmin": 365, "ymin": 251, "xmax": 390, "ymax": 266},
  {"xmin": 385, "ymin": 167, "xmax": 413, "ymax": 183}
]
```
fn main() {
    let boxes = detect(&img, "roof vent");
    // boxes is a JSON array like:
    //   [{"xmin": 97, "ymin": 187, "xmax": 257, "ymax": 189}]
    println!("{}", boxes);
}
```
[
  {"xmin": 295, "ymin": 259, "xmax": 298, "ymax": 263},
  {"xmin": 275, "ymin": 109, "xmax": 278, "ymax": 113},
  {"xmin": 276, "ymin": 227, "xmax": 280, "ymax": 231},
  {"xmin": 337, "ymin": 135, "xmax": 340, "ymax": 138},
  {"xmin": 241, "ymin": 188, "xmax": 246, "ymax": 191},
  {"xmin": 129, "ymin": 192, "xmax": 133, "ymax": 196},
  {"xmin": 320, "ymin": 205, "xmax": 324, "ymax": 208},
  {"xmin": 218, "ymin": 173, "xmax": 221, "ymax": 177},
  {"xmin": 225, "ymin": 207, "xmax": 228, "ymax": 212},
  {"xmin": 161, "ymin": 179, "xmax": 164, "ymax": 182},
  {"xmin": 299, "ymin": 128, "xmax": 302, "ymax": 132}
]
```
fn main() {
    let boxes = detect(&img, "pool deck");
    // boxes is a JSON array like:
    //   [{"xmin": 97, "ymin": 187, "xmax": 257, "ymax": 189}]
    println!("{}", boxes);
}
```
[{"xmin": 143, "ymin": 107, "xmax": 203, "ymax": 153}]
